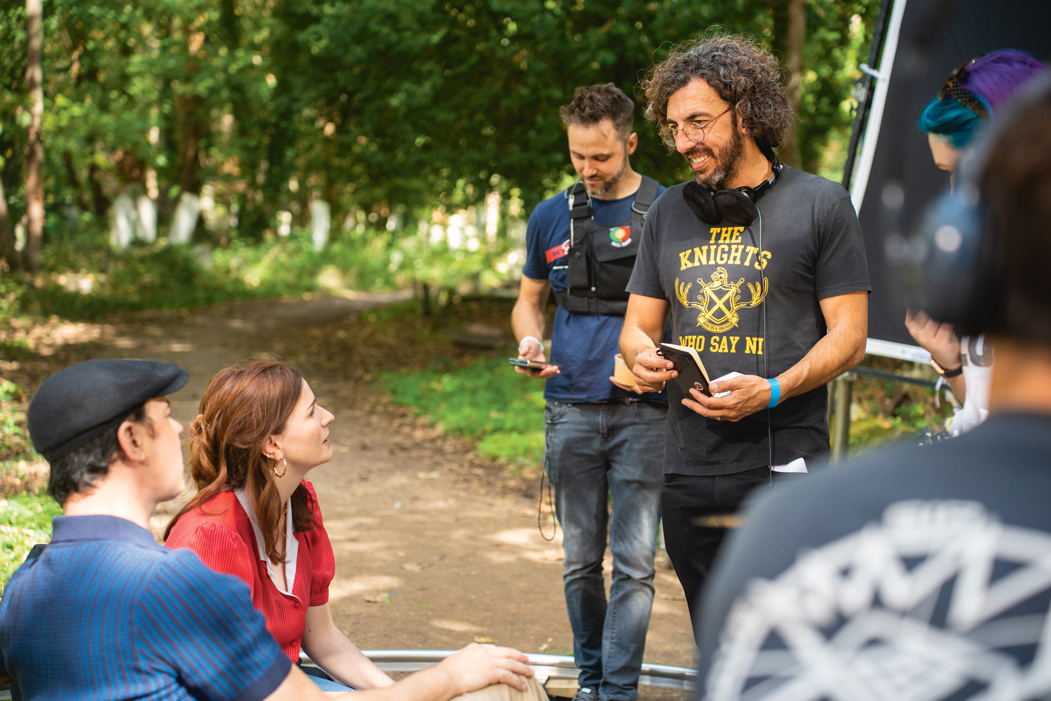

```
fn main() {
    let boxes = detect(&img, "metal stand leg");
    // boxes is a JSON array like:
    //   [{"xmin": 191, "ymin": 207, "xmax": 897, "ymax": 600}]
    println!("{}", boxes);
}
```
[{"xmin": 831, "ymin": 372, "xmax": 855, "ymax": 465}]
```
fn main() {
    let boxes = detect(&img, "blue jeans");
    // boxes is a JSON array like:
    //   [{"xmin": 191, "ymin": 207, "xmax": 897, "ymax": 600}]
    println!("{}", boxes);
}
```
[
  {"xmin": 544, "ymin": 400, "xmax": 666, "ymax": 701},
  {"xmin": 301, "ymin": 664, "xmax": 355, "ymax": 692}
]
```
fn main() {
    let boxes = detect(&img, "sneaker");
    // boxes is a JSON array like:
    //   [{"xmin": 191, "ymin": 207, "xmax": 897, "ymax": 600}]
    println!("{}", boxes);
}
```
[{"xmin": 573, "ymin": 688, "xmax": 599, "ymax": 701}]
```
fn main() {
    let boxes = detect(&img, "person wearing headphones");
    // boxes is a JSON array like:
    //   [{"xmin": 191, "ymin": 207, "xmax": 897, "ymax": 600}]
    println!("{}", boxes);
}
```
[
  {"xmin": 905, "ymin": 50, "xmax": 1046, "ymax": 435},
  {"xmin": 695, "ymin": 78, "xmax": 1051, "ymax": 701},
  {"xmin": 618, "ymin": 34, "xmax": 870, "ymax": 634}
]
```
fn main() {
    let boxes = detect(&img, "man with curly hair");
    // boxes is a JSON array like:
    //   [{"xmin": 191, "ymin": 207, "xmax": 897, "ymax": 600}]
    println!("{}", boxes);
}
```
[
  {"xmin": 697, "ymin": 78, "xmax": 1051, "ymax": 701},
  {"xmin": 619, "ymin": 34, "xmax": 871, "ymax": 632}
]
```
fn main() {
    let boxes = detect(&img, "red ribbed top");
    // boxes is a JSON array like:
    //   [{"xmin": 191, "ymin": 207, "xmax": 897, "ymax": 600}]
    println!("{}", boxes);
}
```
[{"xmin": 165, "ymin": 481, "xmax": 335, "ymax": 661}]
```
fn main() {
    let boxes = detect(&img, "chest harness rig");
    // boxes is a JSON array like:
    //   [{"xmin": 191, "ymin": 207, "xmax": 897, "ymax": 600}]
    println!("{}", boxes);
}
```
[{"xmin": 554, "ymin": 175, "xmax": 660, "ymax": 316}]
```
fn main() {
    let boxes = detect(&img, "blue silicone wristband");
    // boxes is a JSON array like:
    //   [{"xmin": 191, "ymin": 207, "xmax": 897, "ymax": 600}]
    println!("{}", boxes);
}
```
[{"xmin": 767, "ymin": 378, "xmax": 781, "ymax": 408}]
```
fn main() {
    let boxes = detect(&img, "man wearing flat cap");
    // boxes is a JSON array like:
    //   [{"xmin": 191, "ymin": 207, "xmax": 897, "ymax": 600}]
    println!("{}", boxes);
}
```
[{"xmin": 0, "ymin": 359, "xmax": 533, "ymax": 701}]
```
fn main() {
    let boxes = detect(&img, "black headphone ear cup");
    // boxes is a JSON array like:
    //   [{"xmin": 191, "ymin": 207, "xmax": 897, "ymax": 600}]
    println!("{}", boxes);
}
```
[
  {"xmin": 907, "ymin": 187, "xmax": 996, "ymax": 335},
  {"xmin": 683, "ymin": 181, "xmax": 720, "ymax": 224},
  {"xmin": 712, "ymin": 190, "xmax": 758, "ymax": 226}
]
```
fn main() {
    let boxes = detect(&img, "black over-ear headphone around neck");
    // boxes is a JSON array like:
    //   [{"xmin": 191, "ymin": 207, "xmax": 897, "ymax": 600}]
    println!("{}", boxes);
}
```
[{"xmin": 681, "ymin": 151, "xmax": 783, "ymax": 226}]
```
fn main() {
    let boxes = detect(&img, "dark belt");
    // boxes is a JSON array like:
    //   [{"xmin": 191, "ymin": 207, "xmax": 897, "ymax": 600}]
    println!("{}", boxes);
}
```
[
  {"xmin": 553, "ymin": 290, "xmax": 628, "ymax": 316},
  {"xmin": 571, "ymin": 397, "xmax": 664, "ymax": 406}
]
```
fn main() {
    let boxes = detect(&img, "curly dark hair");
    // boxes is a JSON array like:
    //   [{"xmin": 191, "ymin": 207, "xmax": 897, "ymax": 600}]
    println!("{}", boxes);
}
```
[
  {"xmin": 559, "ymin": 83, "xmax": 635, "ymax": 138},
  {"xmin": 642, "ymin": 34, "xmax": 794, "ymax": 149}
]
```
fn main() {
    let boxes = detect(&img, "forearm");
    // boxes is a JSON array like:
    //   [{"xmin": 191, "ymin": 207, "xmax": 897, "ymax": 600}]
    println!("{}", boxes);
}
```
[
  {"xmin": 945, "ymin": 375, "xmax": 966, "ymax": 399},
  {"xmin": 511, "ymin": 297, "xmax": 546, "ymax": 345},
  {"xmin": 302, "ymin": 626, "xmax": 393, "ymax": 690},
  {"xmin": 777, "ymin": 325, "xmax": 866, "ymax": 401},
  {"xmin": 349, "ymin": 644, "xmax": 532, "ymax": 701},
  {"xmin": 620, "ymin": 322, "xmax": 660, "ymax": 368},
  {"xmin": 351, "ymin": 667, "xmax": 459, "ymax": 701},
  {"xmin": 619, "ymin": 295, "xmax": 669, "ymax": 367},
  {"xmin": 268, "ymin": 663, "xmax": 456, "ymax": 701}
]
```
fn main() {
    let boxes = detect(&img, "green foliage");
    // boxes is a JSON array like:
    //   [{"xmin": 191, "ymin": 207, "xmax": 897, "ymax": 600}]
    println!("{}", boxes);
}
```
[
  {"xmin": 377, "ymin": 351, "xmax": 954, "ymax": 468},
  {"xmin": 12, "ymin": 229, "xmax": 402, "ymax": 320},
  {"xmin": 380, "ymin": 356, "xmax": 546, "ymax": 464},
  {"xmin": 850, "ymin": 406, "xmax": 936, "ymax": 453},
  {"xmin": 476, "ymin": 430, "xmax": 546, "ymax": 466},
  {"xmin": 848, "ymin": 358, "xmax": 957, "ymax": 455},
  {"xmin": 0, "ymin": 491, "xmax": 61, "ymax": 590},
  {"xmin": 0, "ymin": 380, "xmax": 32, "ymax": 464},
  {"xmin": 0, "ymin": 0, "xmax": 880, "ymax": 274},
  {"xmin": 801, "ymin": 0, "xmax": 883, "ymax": 178}
]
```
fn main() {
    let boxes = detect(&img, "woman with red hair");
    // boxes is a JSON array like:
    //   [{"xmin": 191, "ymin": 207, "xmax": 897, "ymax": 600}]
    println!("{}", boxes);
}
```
[{"xmin": 165, "ymin": 360, "xmax": 393, "ymax": 692}]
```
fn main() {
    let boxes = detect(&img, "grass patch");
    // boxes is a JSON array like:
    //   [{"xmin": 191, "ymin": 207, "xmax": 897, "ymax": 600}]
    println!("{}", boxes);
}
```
[
  {"xmin": 379, "ymin": 356, "xmax": 546, "ymax": 465},
  {"xmin": 0, "ymin": 379, "xmax": 35, "ymax": 466},
  {"xmin": 0, "ymin": 339, "xmax": 33, "ymax": 361},
  {"xmin": 11, "ymin": 231, "xmax": 400, "ymax": 322},
  {"xmin": 377, "ymin": 350, "xmax": 954, "ymax": 467},
  {"xmin": 0, "ymin": 491, "xmax": 61, "ymax": 590}
]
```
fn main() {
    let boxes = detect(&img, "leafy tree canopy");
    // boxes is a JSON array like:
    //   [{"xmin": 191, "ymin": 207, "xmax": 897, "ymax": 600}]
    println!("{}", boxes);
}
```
[{"xmin": 0, "ymin": 0, "xmax": 881, "ymax": 252}]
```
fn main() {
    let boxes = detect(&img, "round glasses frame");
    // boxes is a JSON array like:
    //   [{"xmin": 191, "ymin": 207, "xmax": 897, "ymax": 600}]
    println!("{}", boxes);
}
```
[{"xmin": 658, "ymin": 107, "xmax": 733, "ymax": 147}]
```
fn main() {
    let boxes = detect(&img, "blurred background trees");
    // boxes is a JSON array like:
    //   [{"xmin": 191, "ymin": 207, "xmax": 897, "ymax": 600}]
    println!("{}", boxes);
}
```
[{"xmin": 0, "ymin": 0, "xmax": 880, "ymax": 308}]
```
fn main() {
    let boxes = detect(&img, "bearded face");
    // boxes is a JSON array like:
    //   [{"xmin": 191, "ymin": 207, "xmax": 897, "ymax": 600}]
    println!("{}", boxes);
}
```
[
  {"xmin": 567, "ymin": 118, "xmax": 637, "ymax": 199},
  {"xmin": 584, "ymin": 149, "xmax": 629, "ymax": 196},
  {"xmin": 685, "ymin": 115, "xmax": 745, "ymax": 190}
]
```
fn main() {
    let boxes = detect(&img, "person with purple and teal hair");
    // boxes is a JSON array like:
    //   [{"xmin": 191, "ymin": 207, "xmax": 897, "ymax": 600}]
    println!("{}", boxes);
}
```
[
  {"xmin": 919, "ymin": 50, "xmax": 1047, "ymax": 183},
  {"xmin": 908, "ymin": 49, "xmax": 1048, "ymax": 435}
]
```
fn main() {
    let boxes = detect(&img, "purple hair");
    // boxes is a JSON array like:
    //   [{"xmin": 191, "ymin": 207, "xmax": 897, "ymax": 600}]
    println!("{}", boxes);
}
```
[
  {"xmin": 961, "ymin": 50, "xmax": 1047, "ymax": 112},
  {"xmin": 919, "ymin": 50, "xmax": 1047, "ymax": 147}
]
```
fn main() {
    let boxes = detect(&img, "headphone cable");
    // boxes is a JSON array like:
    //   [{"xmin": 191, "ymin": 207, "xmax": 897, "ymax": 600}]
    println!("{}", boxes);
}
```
[{"xmin": 758, "ymin": 209, "xmax": 774, "ymax": 479}]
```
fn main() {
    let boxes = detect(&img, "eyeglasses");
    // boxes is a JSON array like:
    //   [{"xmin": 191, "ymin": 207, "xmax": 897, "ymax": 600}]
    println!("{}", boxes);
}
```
[{"xmin": 658, "ymin": 107, "xmax": 732, "ymax": 146}]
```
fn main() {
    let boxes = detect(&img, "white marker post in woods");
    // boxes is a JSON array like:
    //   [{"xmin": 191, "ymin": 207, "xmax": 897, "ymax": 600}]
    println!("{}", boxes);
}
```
[
  {"xmin": 311, "ymin": 200, "xmax": 331, "ymax": 251},
  {"xmin": 110, "ymin": 195, "xmax": 135, "ymax": 251},
  {"xmin": 170, "ymin": 192, "xmax": 201, "ymax": 245},
  {"xmin": 136, "ymin": 196, "xmax": 157, "ymax": 243}
]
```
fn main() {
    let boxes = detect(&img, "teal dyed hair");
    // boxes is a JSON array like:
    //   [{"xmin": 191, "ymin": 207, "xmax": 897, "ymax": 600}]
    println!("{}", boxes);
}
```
[
  {"xmin": 917, "ymin": 94, "xmax": 991, "ymax": 148},
  {"xmin": 918, "ymin": 50, "xmax": 1048, "ymax": 149}
]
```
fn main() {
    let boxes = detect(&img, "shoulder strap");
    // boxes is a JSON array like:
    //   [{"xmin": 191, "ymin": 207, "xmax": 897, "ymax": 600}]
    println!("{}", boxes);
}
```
[
  {"xmin": 567, "ymin": 181, "xmax": 592, "ymax": 220},
  {"xmin": 630, "ymin": 176, "xmax": 660, "ymax": 225},
  {"xmin": 567, "ymin": 180, "xmax": 591, "ymax": 248}
]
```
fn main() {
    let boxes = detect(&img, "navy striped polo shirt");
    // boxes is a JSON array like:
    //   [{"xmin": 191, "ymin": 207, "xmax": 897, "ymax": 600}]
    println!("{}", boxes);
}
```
[{"xmin": 0, "ymin": 515, "xmax": 290, "ymax": 700}]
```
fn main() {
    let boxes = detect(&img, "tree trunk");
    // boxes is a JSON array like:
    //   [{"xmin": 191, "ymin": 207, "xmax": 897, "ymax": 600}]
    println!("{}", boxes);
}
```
[
  {"xmin": 174, "ymin": 16, "xmax": 208, "ymax": 235},
  {"xmin": 88, "ymin": 162, "xmax": 111, "ymax": 218},
  {"xmin": 24, "ymin": 0, "xmax": 44, "ymax": 271},
  {"xmin": 0, "ymin": 174, "xmax": 17, "ymax": 271},
  {"xmin": 772, "ymin": 0, "xmax": 805, "ymax": 168},
  {"xmin": 175, "ymin": 93, "xmax": 206, "ymax": 198}
]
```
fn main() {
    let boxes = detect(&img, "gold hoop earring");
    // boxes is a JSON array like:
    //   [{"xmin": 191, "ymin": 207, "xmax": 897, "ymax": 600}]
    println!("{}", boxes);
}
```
[{"xmin": 266, "ymin": 454, "xmax": 288, "ymax": 479}]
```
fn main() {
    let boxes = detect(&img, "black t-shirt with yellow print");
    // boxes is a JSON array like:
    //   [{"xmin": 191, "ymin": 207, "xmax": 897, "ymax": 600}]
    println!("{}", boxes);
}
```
[{"xmin": 626, "ymin": 166, "xmax": 870, "ymax": 476}]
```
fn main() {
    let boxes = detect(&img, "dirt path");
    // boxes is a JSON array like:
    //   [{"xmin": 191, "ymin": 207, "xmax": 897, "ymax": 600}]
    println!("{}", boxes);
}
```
[{"xmin": 14, "ymin": 294, "xmax": 696, "ymax": 697}]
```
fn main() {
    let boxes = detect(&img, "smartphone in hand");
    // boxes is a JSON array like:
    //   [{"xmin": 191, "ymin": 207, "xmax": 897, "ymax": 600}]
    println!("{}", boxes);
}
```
[{"xmin": 508, "ymin": 358, "xmax": 558, "ymax": 370}]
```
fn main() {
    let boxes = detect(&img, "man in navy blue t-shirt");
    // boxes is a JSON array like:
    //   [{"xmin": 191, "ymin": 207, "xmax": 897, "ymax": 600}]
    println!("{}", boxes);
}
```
[{"xmin": 511, "ymin": 83, "xmax": 667, "ymax": 701}]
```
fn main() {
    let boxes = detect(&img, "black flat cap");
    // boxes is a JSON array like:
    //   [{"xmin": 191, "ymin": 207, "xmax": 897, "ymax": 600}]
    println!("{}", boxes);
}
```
[{"xmin": 27, "ymin": 359, "xmax": 189, "ymax": 462}]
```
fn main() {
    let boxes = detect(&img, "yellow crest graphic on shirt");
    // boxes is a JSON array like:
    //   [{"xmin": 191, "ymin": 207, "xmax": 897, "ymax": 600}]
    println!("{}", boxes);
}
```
[{"xmin": 675, "ymin": 267, "xmax": 768, "ymax": 333}]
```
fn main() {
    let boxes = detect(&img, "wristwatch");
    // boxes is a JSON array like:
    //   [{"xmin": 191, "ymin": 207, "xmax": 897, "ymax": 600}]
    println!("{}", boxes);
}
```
[{"xmin": 930, "ymin": 358, "xmax": 963, "ymax": 378}]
